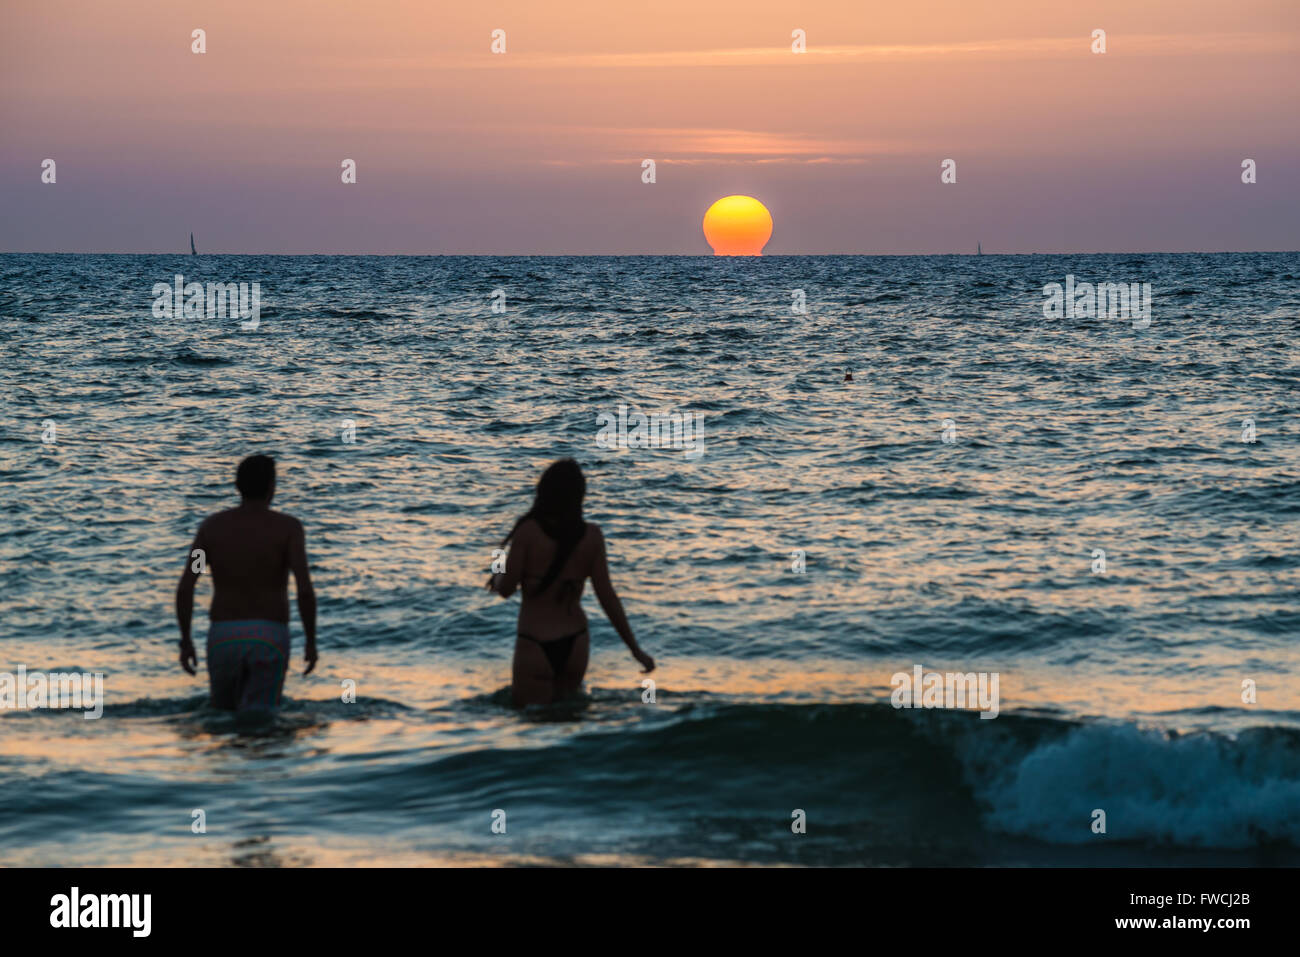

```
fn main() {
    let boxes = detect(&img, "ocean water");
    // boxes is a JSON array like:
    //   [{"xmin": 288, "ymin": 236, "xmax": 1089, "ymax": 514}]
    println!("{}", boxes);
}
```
[{"xmin": 1, "ymin": 252, "xmax": 1298, "ymax": 867}]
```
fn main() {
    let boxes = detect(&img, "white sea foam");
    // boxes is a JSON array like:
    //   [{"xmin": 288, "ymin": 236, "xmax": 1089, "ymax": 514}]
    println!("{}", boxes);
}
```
[{"xmin": 978, "ymin": 722, "xmax": 1300, "ymax": 847}]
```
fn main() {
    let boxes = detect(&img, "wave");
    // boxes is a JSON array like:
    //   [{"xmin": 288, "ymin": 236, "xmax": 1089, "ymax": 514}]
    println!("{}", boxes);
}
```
[
  {"xmin": 8, "ymin": 692, "xmax": 1299, "ymax": 861},
  {"xmin": 170, "ymin": 348, "xmax": 231, "ymax": 367},
  {"xmin": 311, "ymin": 307, "xmax": 395, "ymax": 321},
  {"xmin": 339, "ymin": 699, "xmax": 1300, "ymax": 853},
  {"xmin": 976, "ymin": 718, "xmax": 1300, "ymax": 848}
]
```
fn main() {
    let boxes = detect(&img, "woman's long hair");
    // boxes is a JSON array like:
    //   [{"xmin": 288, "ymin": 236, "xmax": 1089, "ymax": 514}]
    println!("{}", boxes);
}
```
[{"xmin": 500, "ymin": 458, "xmax": 587, "ymax": 598}]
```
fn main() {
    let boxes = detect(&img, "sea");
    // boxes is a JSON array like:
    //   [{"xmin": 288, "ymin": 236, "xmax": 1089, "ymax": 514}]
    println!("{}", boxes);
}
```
[{"xmin": 1, "ymin": 252, "xmax": 1297, "ymax": 866}]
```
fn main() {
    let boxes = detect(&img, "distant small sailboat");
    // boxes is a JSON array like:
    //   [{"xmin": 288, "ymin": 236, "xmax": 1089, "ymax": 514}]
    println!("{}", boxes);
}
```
[
  {"xmin": 190, "ymin": 232, "xmax": 197, "ymax": 255},
  {"xmin": 977, "ymin": 242, "xmax": 982, "ymax": 256}
]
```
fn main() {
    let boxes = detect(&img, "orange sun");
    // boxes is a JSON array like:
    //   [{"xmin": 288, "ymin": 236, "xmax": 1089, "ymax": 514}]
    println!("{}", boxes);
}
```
[{"xmin": 702, "ymin": 195, "xmax": 773, "ymax": 256}]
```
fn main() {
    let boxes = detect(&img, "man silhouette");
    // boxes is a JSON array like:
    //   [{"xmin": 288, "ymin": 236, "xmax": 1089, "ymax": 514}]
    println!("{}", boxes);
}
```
[{"xmin": 176, "ymin": 455, "xmax": 317, "ymax": 710}]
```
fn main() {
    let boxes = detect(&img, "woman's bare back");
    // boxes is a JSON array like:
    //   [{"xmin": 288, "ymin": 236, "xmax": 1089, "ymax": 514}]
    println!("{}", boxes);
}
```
[{"xmin": 514, "ymin": 518, "xmax": 597, "ymax": 639}]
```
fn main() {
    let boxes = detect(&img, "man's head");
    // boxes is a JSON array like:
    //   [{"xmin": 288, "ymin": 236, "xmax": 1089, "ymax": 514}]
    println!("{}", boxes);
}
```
[{"xmin": 236, "ymin": 455, "xmax": 276, "ymax": 503}]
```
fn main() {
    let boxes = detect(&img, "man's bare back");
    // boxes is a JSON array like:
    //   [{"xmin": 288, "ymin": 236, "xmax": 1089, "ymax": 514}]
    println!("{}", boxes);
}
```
[
  {"xmin": 176, "ymin": 455, "xmax": 317, "ymax": 709},
  {"xmin": 200, "ymin": 505, "xmax": 302, "ymax": 623}
]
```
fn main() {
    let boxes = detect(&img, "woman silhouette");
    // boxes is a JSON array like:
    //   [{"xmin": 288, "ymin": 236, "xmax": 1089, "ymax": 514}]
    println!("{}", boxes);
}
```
[{"xmin": 487, "ymin": 459, "xmax": 653, "ymax": 706}]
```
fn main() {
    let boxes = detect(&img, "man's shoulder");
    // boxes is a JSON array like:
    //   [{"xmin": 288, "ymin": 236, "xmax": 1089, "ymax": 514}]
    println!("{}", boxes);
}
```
[
  {"xmin": 269, "ymin": 510, "xmax": 304, "ymax": 530},
  {"xmin": 200, "ymin": 508, "xmax": 303, "ymax": 533},
  {"xmin": 200, "ymin": 507, "xmax": 239, "ymax": 530}
]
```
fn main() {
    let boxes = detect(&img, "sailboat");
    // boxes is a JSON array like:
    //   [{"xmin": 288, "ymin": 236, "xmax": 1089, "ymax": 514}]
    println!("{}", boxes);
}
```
[
  {"xmin": 190, "ymin": 233, "xmax": 197, "ymax": 255},
  {"xmin": 976, "ymin": 242, "xmax": 982, "ymax": 256}
]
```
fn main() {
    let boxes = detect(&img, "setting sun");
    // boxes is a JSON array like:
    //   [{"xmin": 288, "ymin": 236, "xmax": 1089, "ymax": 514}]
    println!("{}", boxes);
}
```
[{"xmin": 702, "ymin": 195, "xmax": 773, "ymax": 256}]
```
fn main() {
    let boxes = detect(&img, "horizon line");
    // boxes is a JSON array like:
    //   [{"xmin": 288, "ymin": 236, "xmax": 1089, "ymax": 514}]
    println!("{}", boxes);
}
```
[
  {"xmin": 2, "ymin": 248, "xmax": 1300, "ymax": 260},
  {"xmin": 2, "ymin": 249, "xmax": 1298, "ymax": 258}
]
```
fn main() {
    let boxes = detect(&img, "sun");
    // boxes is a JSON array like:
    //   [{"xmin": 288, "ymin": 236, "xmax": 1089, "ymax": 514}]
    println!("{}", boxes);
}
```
[{"xmin": 702, "ymin": 195, "xmax": 773, "ymax": 256}]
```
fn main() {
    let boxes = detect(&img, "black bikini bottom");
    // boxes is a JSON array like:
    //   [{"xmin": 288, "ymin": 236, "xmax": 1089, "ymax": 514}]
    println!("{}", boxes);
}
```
[{"xmin": 518, "ymin": 628, "xmax": 587, "ymax": 676}]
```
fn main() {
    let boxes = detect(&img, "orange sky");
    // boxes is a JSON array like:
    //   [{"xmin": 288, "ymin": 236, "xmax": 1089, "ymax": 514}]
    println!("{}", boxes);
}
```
[{"xmin": 2, "ymin": 0, "xmax": 1297, "ymax": 252}]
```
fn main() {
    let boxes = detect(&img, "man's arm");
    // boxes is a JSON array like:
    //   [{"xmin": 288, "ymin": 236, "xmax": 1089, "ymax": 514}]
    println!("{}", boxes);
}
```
[
  {"xmin": 175, "ymin": 524, "xmax": 205, "ymax": 675},
  {"xmin": 289, "ymin": 518, "xmax": 318, "ymax": 675}
]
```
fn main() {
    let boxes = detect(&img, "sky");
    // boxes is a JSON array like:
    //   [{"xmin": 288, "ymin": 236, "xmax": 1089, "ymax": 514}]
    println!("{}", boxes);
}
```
[{"xmin": 1, "ymin": 0, "xmax": 1297, "ymax": 254}]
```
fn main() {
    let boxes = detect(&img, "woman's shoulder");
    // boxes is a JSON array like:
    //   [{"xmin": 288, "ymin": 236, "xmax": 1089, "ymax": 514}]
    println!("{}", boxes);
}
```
[{"xmin": 515, "ymin": 516, "xmax": 544, "ymax": 541}]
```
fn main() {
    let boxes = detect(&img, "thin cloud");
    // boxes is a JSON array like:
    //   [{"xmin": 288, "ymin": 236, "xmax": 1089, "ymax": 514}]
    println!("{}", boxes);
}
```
[
  {"xmin": 335, "ymin": 32, "xmax": 1298, "ymax": 74},
  {"xmin": 527, "ymin": 126, "xmax": 909, "ymax": 165}
]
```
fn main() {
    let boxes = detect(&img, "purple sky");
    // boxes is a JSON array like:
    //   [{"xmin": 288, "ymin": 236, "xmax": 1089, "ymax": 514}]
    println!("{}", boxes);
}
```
[{"xmin": 2, "ymin": 0, "xmax": 1297, "ymax": 254}]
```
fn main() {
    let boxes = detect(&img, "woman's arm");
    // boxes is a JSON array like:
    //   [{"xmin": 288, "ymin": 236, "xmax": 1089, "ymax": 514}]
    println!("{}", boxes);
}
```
[
  {"xmin": 490, "ymin": 521, "xmax": 529, "ymax": 598},
  {"xmin": 589, "ymin": 525, "xmax": 654, "ymax": 672}
]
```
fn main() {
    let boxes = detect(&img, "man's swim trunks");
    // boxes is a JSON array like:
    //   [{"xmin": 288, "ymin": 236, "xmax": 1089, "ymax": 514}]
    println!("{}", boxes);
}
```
[{"xmin": 206, "ymin": 619, "xmax": 290, "ymax": 711}]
